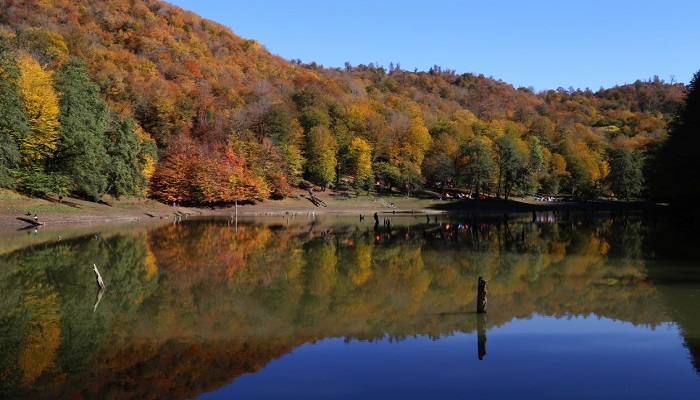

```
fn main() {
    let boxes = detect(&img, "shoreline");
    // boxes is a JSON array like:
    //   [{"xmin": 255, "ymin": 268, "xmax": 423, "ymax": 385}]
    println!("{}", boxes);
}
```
[
  {"xmin": 0, "ymin": 188, "xmax": 663, "ymax": 230},
  {"xmin": 0, "ymin": 188, "xmax": 668, "ymax": 257}
]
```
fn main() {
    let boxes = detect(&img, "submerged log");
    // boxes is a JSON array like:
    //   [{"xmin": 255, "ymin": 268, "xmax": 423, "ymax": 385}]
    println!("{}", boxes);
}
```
[
  {"xmin": 477, "ymin": 276, "xmax": 487, "ymax": 314},
  {"xmin": 92, "ymin": 263, "xmax": 105, "ymax": 290}
]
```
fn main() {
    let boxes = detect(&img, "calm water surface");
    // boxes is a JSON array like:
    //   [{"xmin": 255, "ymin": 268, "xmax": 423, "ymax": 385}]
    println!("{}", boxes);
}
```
[
  {"xmin": 1, "ymin": 212, "xmax": 699, "ymax": 399},
  {"xmin": 204, "ymin": 317, "xmax": 693, "ymax": 400}
]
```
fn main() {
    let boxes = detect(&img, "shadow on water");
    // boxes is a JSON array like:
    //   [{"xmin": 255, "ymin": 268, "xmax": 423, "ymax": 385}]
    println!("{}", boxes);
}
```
[{"xmin": 0, "ymin": 212, "xmax": 698, "ymax": 398}]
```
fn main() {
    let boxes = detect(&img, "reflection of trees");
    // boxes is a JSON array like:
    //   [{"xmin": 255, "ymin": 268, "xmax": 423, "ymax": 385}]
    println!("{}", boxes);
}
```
[
  {"xmin": 640, "ymin": 217, "xmax": 700, "ymax": 376},
  {"xmin": 296, "ymin": 239, "xmax": 337, "ymax": 327},
  {"xmin": 18, "ymin": 268, "xmax": 60, "ymax": 385},
  {"xmin": 644, "ymin": 256, "xmax": 700, "ymax": 376},
  {"xmin": 0, "ymin": 216, "xmax": 691, "ymax": 399},
  {"xmin": 0, "ymin": 233, "xmax": 156, "ymax": 398}
]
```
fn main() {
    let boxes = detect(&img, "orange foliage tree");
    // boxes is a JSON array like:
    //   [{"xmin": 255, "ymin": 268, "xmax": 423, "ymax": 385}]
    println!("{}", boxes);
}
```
[{"xmin": 148, "ymin": 135, "xmax": 268, "ymax": 204}]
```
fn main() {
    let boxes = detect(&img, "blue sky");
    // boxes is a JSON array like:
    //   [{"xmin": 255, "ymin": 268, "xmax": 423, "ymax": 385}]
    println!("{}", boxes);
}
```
[{"xmin": 166, "ymin": 0, "xmax": 700, "ymax": 92}]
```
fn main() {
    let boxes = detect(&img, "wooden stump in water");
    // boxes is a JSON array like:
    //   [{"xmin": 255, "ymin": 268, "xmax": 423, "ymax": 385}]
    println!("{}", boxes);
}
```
[{"xmin": 477, "ymin": 276, "xmax": 487, "ymax": 314}]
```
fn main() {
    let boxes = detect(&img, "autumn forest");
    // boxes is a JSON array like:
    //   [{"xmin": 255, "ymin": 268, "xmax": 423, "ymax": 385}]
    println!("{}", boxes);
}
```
[{"xmin": 0, "ymin": 0, "xmax": 698, "ymax": 210}]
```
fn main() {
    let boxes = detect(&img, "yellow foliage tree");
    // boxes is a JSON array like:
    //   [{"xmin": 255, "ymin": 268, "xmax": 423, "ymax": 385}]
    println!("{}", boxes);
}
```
[
  {"xmin": 279, "ymin": 119, "xmax": 306, "ymax": 185},
  {"xmin": 349, "ymin": 242, "xmax": 373, "ymax": 285},
  {"xmin": 550, "ymin": 153, "xmax": 568, "ymax": 177},
  {"xmin": 19, "ymin": 276, "xmax": 61, "ymax": 385},
  {"xmin": 306, "ymin": 125, "xmax": 337, "ymax": 188},
  {"xmin": 16, "ymin": 51, "xmax": 59, "ymax": 164},
  {"xmin": 307, "ymin": 241, "xmax": 338, "ymax": 296},
  {"xmin": 385, "ymin": 112, "xmax": 431, "ymax": 192},
  {"xmin": 347, "ymin": 137, "xmax": 372, "ymax": 189}
]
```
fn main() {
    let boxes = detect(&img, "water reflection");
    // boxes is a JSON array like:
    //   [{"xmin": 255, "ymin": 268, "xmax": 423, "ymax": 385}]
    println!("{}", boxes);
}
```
[
  {"xmin": 200, "ymin": 316, "xmax": 696, "ymax": 400},
  {"xmin": 477, "ymin": 314, "xmax": 487, "ymax": 360},
  {"xmin": 0, "ymin": 214, "xmax": 698, "ymax": 399}
]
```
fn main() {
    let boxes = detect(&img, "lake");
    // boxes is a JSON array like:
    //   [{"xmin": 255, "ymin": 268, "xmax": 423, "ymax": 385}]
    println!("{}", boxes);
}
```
[{"xmin": 1, "ymin": 211, "xmax": 699, "ymax": 399}]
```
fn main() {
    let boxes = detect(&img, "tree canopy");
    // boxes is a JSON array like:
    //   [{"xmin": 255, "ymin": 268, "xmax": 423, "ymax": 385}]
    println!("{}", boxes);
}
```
[
  {"xmin": 651, "ymin": 71, "xmax": 700, "ymax": 210},
  {"xmin": 0, "ymin": 0, "xmax": 691, "ymax": 206}
]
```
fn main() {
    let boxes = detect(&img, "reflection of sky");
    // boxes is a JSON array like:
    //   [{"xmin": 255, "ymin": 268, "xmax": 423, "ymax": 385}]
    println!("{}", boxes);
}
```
[{"xmin": 199, "ymin": 315, "xmax": 700, "ymax": 400}]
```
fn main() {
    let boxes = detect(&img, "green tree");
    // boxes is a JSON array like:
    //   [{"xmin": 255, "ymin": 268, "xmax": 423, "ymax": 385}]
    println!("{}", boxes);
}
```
[
  {"xmin": 0, "ymin": 39, "xmax": 29, "ymax": 189},
  {"xmin": 292, "ymin": 85, "xmax": 331, "ymax": 132},
  {"xmin": 373, "ymin": 161, "xmax": 401, "ymax": 194},
  {"xmin": 265, "ymin": 104, "xmax": 306, "ymax": 185},
  {"xmin": 524, "ymin": 137, "xmax": 546, "ymax": 194},
  {"xmin": 494, "ymin": 134, "xmax": 529, "ymax": 200},
  {"xmin": 104, "ymin": 116, "xmax": 148, "ymax": 198},
  {"xmin": 0, "ymin": 134, "xmax": 19, "ymax": 189},
  {"xmin": 458, "ymin": 138, "xmax": 495, "ymax": 199},
  {"xmin": 652, "ymin": 70, "xmax": 700, "ymax": 210},
  {"xmin": 606, "ymin": 147, "xmax": 642, "ymax": 200},
  {"xmin": 50, "ymin": 57, "xmax": 110, "ymax": 200}
]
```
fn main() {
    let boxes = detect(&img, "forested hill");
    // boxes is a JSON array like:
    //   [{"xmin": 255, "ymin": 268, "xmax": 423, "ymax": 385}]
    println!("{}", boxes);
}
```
[{"xmin": 0, "ymin": 0, "xmax": 689, "ymax": 204}]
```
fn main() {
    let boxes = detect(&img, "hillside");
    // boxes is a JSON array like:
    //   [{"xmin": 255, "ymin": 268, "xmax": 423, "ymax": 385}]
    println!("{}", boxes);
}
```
[{"xmin": 0, "ymin": 0, "xmax": 689, "ymax": 206}]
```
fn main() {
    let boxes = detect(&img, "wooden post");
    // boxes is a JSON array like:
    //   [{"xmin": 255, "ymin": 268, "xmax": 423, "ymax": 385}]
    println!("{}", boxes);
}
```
[{"xmin": 477, "ymin": 276, "xmax": 487, "ymax": 314}]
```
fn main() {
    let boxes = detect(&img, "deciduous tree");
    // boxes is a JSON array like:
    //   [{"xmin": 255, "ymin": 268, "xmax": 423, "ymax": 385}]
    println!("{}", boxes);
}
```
[
  {"xmin": 458, "ymin": 138, "xmax": 495, "ymax": 199},
  {"xmin": 305, "ymin": 125, "xmax": 337, "ymax": 189},
  {"xmin": 16, "ymin": 51, "xmax": 59, "ymax": 165},
  {"xmin": 494, "ymin": 133, "xmax": 529, "ymax": 200},
  {"xmin": 148, "ymin": 134, "xmax": 193, "ymax": 203},
  {"xmin": 422, "ymin": 133, "xmax": 458, "ymax": 188},
  {"xmin": 346, "ymin": 137, "xmax": 372, "ymax": 192},
  {"xmin": 541, "ymin": 152, "xmax": 569, "ymax": 194}
]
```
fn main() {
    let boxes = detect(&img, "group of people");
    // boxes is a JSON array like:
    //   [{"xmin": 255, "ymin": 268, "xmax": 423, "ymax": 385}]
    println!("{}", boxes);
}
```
[
  {"xmin": 534, "ymin": 196, "xmax": 559, "ymax": 202},
  {"xmin": 440, "ymin": 193, "xmax": 469, "ymax": 200}
]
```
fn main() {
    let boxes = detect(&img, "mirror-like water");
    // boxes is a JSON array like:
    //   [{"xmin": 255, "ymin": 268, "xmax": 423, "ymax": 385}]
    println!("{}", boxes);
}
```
[
  {"xmin": 202, "ymin": 316, "xmax": 693, "ymax": 400},
  {"xmin": 1, "ymin": 213, "xmax": 699, "ymax": 399}
]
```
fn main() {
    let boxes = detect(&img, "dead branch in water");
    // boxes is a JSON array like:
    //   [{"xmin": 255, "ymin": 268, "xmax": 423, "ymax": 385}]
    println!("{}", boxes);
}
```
[
  {"xmin": 93, "ymin": 287, "xmax": 104, "ymax": 312},
  {"xmin": 92, "ymin": 263, "xmax": 105, "ymax": 290}
]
